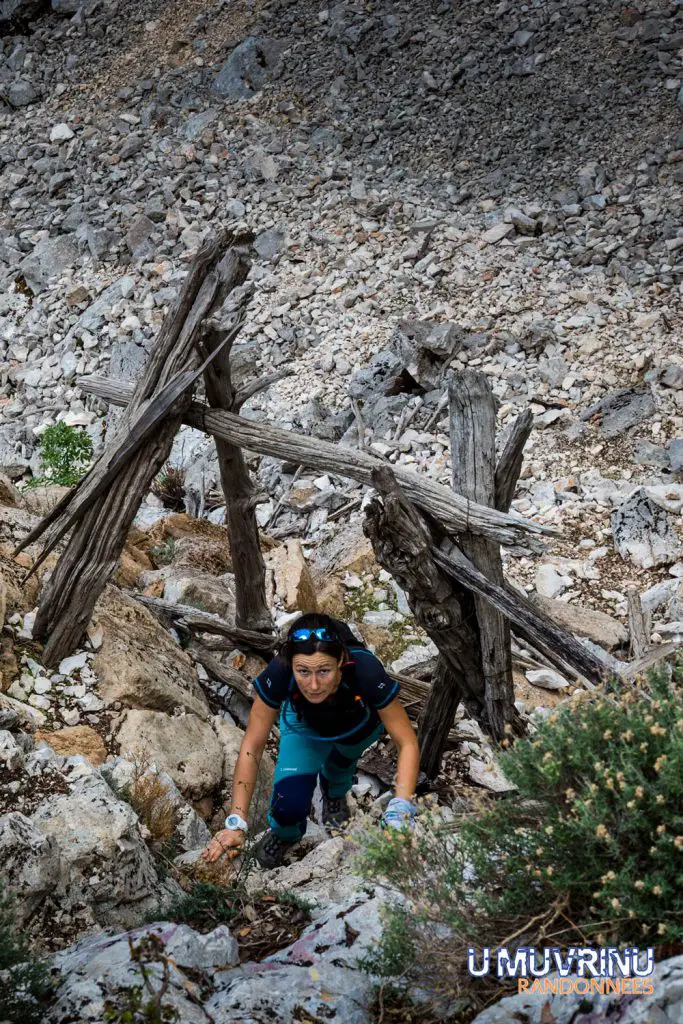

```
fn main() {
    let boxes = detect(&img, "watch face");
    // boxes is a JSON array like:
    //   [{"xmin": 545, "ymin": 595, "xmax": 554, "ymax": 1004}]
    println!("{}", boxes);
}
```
[{"xmin": 227, "ymin": 815, "xmax": 242, "ymax": 829}]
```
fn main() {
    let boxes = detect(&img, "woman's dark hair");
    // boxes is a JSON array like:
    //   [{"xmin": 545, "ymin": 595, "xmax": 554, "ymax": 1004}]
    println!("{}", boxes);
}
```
[{"xmin": 278, "ymin": 612, "xmax": 347, "ymax": 665}]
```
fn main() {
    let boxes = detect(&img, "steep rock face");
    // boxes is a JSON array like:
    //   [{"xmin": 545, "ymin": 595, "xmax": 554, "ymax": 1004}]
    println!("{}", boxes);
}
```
[
  {"xmin": 211, "ymin": 714, "xmax": 274, "ymax": 831},
  {"xmin": 1, "ymin": 745, "xmax": 185, "ymax": 933},
  {"xmin": 46, "ymin": 866, "xmax": 388, "ymax": 1024},
  {"xmin": 91, "ymin": 587, "xmax": 209, "ymax": 719}
]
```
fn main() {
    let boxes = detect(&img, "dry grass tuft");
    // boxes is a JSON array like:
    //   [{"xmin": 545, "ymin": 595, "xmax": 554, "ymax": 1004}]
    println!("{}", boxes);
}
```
[
  {"xmin": 126, "ymin": 756, "xmax": 179, "ymax": 846},
  {"xmin": 151, "ymin": 464, "xmax": 187, "ymax": 512}
]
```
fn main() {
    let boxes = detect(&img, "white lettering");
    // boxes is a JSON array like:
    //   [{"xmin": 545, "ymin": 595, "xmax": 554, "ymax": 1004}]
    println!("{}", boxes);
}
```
[
  {"xmin": 497, "ymin": 947, "xmax": 531, "ymax": 978},
  {"xmin": 576, "ymin": 949, "xmax": 599, "ymax": 977},
  {"xmin": 632, "ymin": 948, "xmax": 655, "ymax": 978},
  {"xmin": 467, "ymin": 948, "xmax": 490, "ymax": 977}
]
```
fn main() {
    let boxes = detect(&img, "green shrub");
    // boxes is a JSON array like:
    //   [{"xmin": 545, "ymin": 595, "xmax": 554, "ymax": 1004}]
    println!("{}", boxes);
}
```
[
  {"xmin": 32, "ymin": 422, "xmax": 93, "ymax": 486},
  {"xmin": 0, "ymin": 886, "xmax": 54, "ymax": 1022},
  {"xmin": 359, "ymin": 661, "xmax": 683, "ymax": 1016},
  {"xmin": 155, "ymin": 882, "xmax": 241, "ymax": 930},
  {"xmin": 149, "ymin": 538, "xmax": 177, "ymax": 568}
]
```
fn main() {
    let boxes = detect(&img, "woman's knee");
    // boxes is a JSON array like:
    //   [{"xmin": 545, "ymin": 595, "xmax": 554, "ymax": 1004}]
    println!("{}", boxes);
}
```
[{"xmin": 270, "ymin": 773, "xmax": 317, "ymax": 825}]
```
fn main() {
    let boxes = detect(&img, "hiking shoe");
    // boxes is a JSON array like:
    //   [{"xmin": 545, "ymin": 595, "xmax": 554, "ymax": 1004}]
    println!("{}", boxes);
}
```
[
  {"xmin": 253, "ymin": 830, "xmax": 294, "ymax": 870},
  {"xmin": 321, "ymin": 793, "xmax": 350, "ymax": 830}
]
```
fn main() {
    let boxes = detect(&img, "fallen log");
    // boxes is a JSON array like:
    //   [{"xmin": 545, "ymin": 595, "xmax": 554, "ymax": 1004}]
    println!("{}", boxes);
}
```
[
  {"xmin": 136, "ymin": 595, "xmax": 276, "ymax": 653},
  {"xmin": 432, "ymin": 541, "xmax": 607, "ymax": 684},
  {"xmin": 78, "ymin": 374, "xmax": 557, "ymax": 546}
]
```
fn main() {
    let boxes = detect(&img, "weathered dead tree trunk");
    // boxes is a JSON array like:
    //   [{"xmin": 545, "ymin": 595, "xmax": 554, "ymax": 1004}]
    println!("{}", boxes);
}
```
[
  {"xmin": 78, "ymin": 375, "xmax": 555, "ymax": 546},
  {"xmin": 365, "ymin": 467, "xmax": 491, "ymax": 738},
  {"xmin": 494, "ymin": 409, "xmax": 533, "ymax": 512},
  {"xmin": 450, "ymin": 374, "xmax": 514, "ymax": 733},
  {"xmin": 416, "ymin": 656, "xmax": 463, "ymax": 776},
  {"xmin": 196, "ymin": 262, "xmax": 272, "ymax": 635},
  {"xmin": 627, "ymin": 586, "xmax": 650, "ymax": 659},
  {"xmin": 27, "ymin": 232, "xmax": 245, "ymax": 664},
  {"xmin": 418, "ymin": 375, "xmax": 517, "ymax": 773}
]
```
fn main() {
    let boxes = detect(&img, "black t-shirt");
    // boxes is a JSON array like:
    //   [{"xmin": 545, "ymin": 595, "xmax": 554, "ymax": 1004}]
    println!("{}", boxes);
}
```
[{"xmin": 253, "ymin": 645, "xmax": 399, "ymax": 742}]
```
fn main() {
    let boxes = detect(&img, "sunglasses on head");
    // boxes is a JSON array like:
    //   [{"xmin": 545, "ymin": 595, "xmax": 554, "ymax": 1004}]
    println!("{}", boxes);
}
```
[{"xmin": 291, "ymin": 627, "xmax": 338, "ymax": 643}]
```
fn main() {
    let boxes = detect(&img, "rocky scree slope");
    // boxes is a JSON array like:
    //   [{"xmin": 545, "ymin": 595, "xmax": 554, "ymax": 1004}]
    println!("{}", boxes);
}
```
[
  {"xmin": 0, "ymin": 3, "xmax": 683, "ymax": 1016},
  {"xmin": 0, "ymin": 0, "xmax": 682, "ymax": 642}
]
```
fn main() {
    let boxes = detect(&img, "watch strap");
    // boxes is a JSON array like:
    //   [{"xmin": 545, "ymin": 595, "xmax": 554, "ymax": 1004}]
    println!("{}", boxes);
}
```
[{"xmin": 225, "ymin": 813, "xmax": 248, "ymax": 833}]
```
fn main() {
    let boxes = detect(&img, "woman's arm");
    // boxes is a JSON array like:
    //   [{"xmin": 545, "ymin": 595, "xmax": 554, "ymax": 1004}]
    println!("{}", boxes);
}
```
[
  {"xmin": 378, "ymin": 698, "xmax": 420, "ymax": 801},
  {"xmin": 202, "ymin": 695, "xmax": 278, "ymax": 862},
  {"xmin": 229, "ymin": 696, "xmax": 278, "ymax": 817}
]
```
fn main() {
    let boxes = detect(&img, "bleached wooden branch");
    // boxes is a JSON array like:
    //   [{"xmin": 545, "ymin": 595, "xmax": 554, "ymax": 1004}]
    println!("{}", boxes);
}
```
[{"xmin": 78, "ymin": 374, "xmax": 557, "ymax": 546}]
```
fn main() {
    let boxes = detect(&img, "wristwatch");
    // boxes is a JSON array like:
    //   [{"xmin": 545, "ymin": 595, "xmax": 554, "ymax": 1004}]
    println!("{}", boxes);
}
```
[{"xmin": 225, "ymin": 813, "xmax": 248, "ymax": 833}]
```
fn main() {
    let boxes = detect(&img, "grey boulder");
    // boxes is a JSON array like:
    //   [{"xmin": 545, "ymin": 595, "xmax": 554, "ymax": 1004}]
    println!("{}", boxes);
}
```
[
  {"xmin": 208, "ymin": 962, "xmax": 374, "ymax": 1023},
  {"xmin": 580, "ymin": 385, "xmax": 656, "ymax": 439},
  {"xmin": 213, "ymin": 37, "xmax": 287, "ymax": 100},
  {"xmin": 30, "ymin": 759, "xmax": 170, "ymax": 926},
  {"xmin": 49, "ymin": 922, "xmax": 238, "ymax": 1024},
  {"xmin": 5, "ymin": 80, "xmax": 39, "ymax": 107},
  {"xmin": 392, "ymin": 320, "xmax": 467, "ymax": 389},
  {"xmin": 207, "ymin": 893, "xmax": 385, "ymax": 1023},
  {"xmin": 0, "ymin": 1, "xmax": 44, "ymax": 26},
  {"xmin": 611, "ymin": 488, "xmax": 683, "ymax": 569},
  {"xmin": 0, "ymin": 811, "xmax": 61, "ymax": 924},
  {"xmin": 19, "ymin": 233, "xmax": 79, "ymax": 293},
  {"xmin": 348, "ymin": 349, "xmax": 407, "ymax": 401}
]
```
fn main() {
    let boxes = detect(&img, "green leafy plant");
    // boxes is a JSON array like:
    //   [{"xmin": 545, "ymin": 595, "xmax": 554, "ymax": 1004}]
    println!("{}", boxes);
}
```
[
  {"xmin": 32, "ymin": 422, "xmax": 93, "ymax": 487},
  {"xmin": 149, "ymin": 537, "xmax": 177, "ymax": 568},
  {"xmin": 150, "ymin": 879, "xmax": 310, "ymax": 962},
  {"xmin": 102, "ymin": 933, "xmax": 179, "ymax": 1024},
  {"xmin": 0, "ymin": 886, "xmax": 54, "ymax": 1023},
  {"xmin": 157, "ymin": 882, "xmax": 241, "ymax": 930},
  {"xmin": 358, "ymin": 661, "xmax": 683, "ymax": 1017}
]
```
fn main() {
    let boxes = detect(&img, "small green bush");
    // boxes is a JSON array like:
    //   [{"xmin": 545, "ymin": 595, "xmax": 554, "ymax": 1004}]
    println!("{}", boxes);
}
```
[
  {"xmin": 0, "ymin": 886, "xmax": 54, "ymax": 1023},
  {"xmin": 32, "ymin": 422, "xmax": 93, "ymax": 486},
  {"xmin": 149, "ymin": 538, "xmax": 177, "ymax": 568},
  {"xmin": 156, "ymin": 882, "xmax": 241, "ymax": 929},
  {"xmin": 359, "ymin": 661, "xmax": 683, "ymax": 1015}
]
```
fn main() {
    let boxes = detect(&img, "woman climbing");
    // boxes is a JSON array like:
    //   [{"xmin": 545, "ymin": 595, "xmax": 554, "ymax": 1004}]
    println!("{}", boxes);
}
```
[{"xmin": 202, "ymin": 612, "xmax": 420, "ymax": 869}]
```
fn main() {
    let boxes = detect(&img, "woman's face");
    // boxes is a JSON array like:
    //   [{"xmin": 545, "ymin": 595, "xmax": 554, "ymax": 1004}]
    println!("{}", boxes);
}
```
[{"xmin": 292, "ymin": 652, "xmax": 343, "ymax": 703}]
